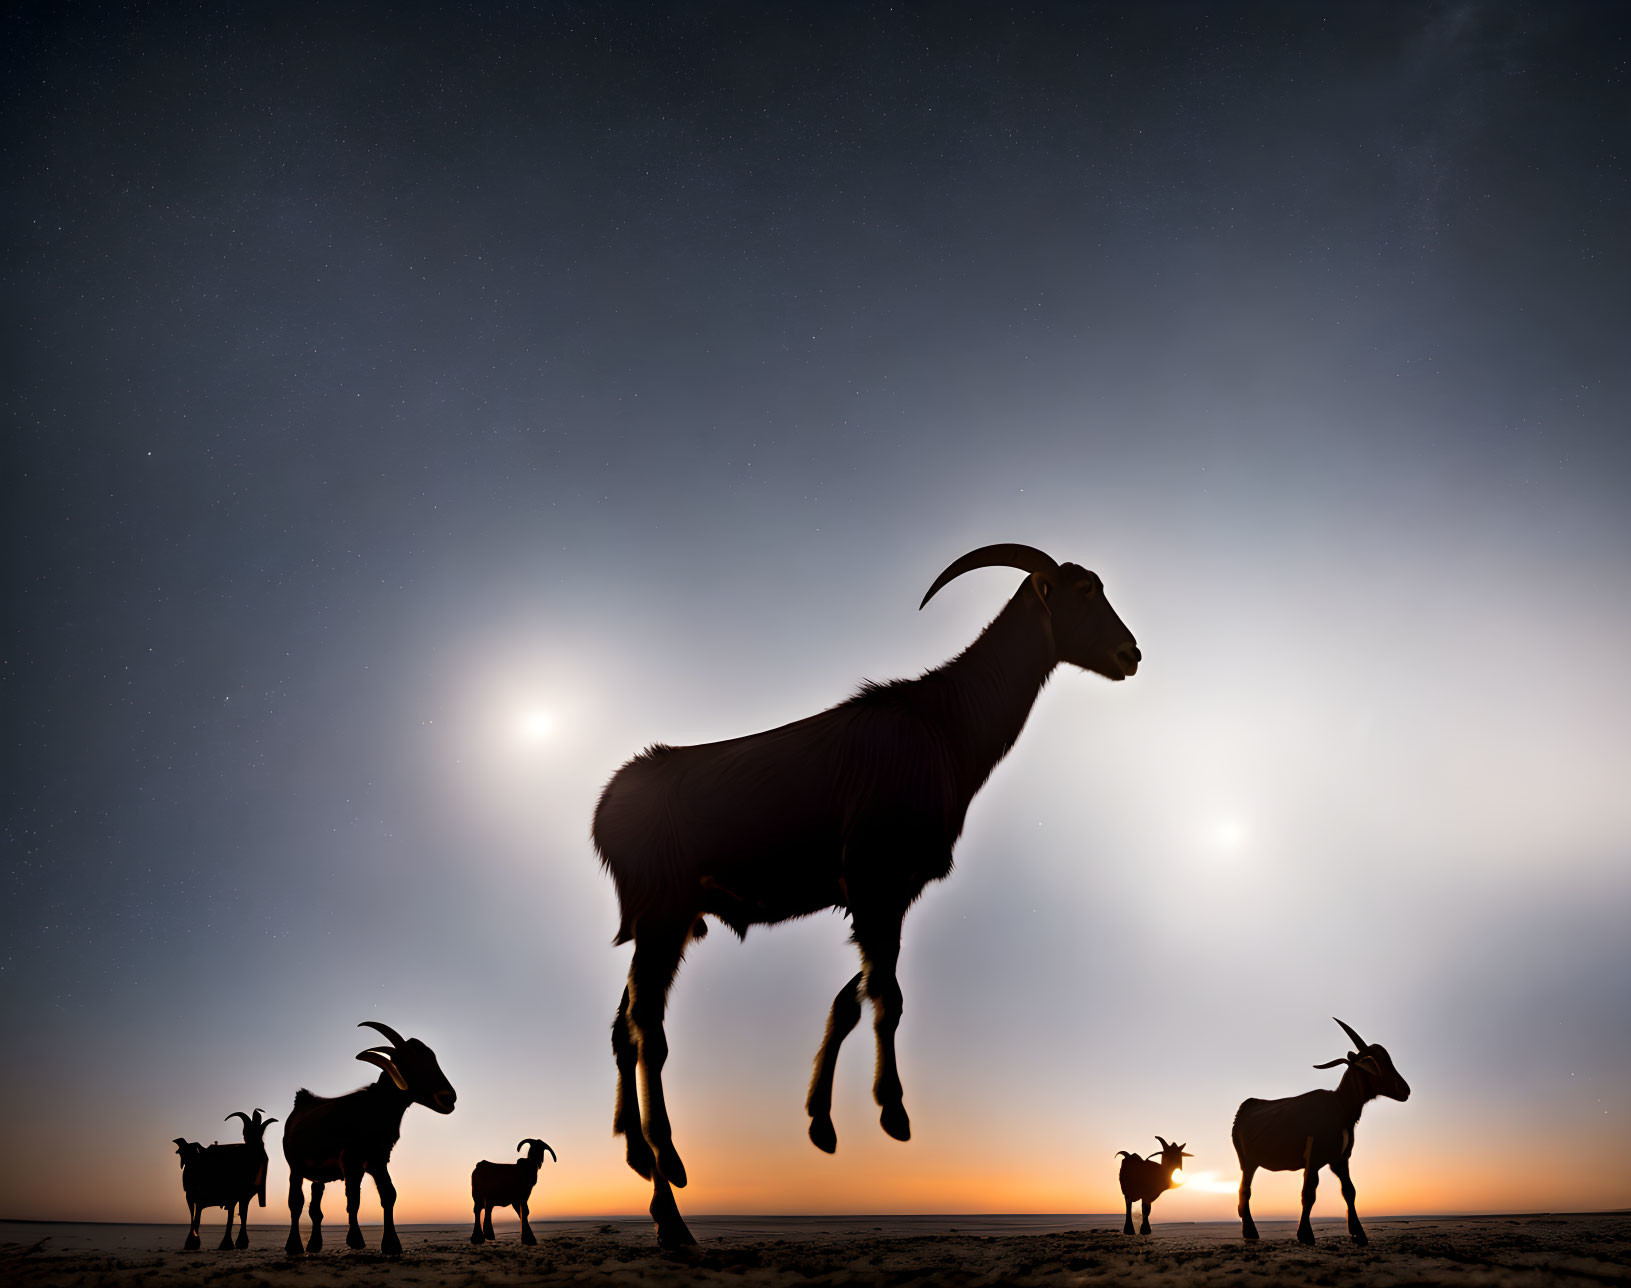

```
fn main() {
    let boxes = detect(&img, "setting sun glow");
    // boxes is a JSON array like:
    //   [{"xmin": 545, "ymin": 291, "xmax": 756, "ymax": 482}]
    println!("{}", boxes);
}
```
[{"xmin": 517, "ymin": 708, "xmax": 553, "ymax": 742}]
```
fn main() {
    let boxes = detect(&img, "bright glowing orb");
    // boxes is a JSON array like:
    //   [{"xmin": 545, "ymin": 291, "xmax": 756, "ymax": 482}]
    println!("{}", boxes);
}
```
[
  {"xmin": 1211, "ymin": 820, "xmax": 1245, "ymax": 851},
  {"xmin": 517, "ymin": 709, "xmax": 553, "ymax": 742},
  {"xmin": 1171, "ymin": 1168, "xmax": 1185, "ymax": 1185}
]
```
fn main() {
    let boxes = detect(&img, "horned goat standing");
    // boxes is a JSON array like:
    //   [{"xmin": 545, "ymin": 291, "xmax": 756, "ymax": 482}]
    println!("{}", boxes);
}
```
[
  {"xmin": 1117, "ymin": 1136, "xmax": 1191, "ymax": 1235},
  {"xmin": 171, "ymin": 1109, "xmax": 277, "ymax": 1250},
  {"xmin": 281, "ymin": 1021, "xmax": 456, "ymax": 1256},
  {"xmin": 593, "ymin": 543, "xmax": 1141, "ymax": 1246},
  {"xmin": 1232, "ymin": 1017, "xmax": 1410, "ymax": 1246},
  {"xmin": 469, "ymin": 1138, "xmax": 556, "ymax": 1245}
]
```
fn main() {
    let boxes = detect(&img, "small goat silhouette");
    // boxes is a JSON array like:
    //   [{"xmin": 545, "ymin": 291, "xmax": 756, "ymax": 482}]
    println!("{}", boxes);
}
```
[
  {"xmin": 281, "ymin": 1021, "xmax": 456, "ymax": 1256},
  {"xmin": 1117, "ymin": 1136, "xmax": 1191, "ymax": 1235},
  {"xmin": 1233, "ymin": 1018, "xmax": 1410, "ymax": 1245},
  {"xmin": 171, "ymin": 1108, "xmax": 277, "ymax": 1250},
  {"xmin": 469, "ymin": 1138, "xmax": 556, "ymax": 1245}
]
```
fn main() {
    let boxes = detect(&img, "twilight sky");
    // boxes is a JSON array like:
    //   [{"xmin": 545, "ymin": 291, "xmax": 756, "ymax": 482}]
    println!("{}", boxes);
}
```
[{"xmin": 3, "ymin": 2, "xmax": 1628, "ymax": 1225}]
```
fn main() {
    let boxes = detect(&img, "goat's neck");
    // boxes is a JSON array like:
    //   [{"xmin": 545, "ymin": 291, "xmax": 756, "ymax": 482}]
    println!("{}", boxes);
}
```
[
  {"xmin": 369, "ymin": 1074, "xmax": 414, "ymax": 1136},
  {"xmin": 938, "ymin": 588, "xmax": 1058, "ymax": 796},
  {"xmin": 1334, "ymin": 1065, "xmax": 1378, "ymax": 1122}
]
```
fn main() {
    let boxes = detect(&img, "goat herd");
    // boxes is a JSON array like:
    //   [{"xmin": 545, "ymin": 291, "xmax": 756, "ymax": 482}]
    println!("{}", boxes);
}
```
[{"xmin": 173, "ymin": 545, "xmax": 1411, "ymax": 1254}]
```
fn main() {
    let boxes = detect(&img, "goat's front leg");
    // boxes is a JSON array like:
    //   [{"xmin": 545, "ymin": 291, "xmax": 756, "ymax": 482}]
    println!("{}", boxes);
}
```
[
  {"xmin": 519, "ymin": 1197, "xmax": 536, "ymax": 1246},
  {"xmin": 628, "ymin": 919, "xmax": 691, "ymax": 1190},
  {"xmin": 217, "ymin": 1201, "xmax": 237, "ymax": 1250},
  {"xmin": 627, "ymin": 918, "xmax": 696, "ymax": 1248},
  {"xmin": 183, "ymin": 1199, "xmax": 202, "ymax": 1251},
  {"xmin": 1238, "ymin": 1163, "xmax": 1258, "ymax": 1240},
  {"xmin": 854, "ymin": 905, "xmax": 910, "ymax": 1141},
  {"xmin": 343, "ymin": 1165, "xmax": 366, "ymax": 1250},
  {"xmin": 612, "ymin": 986, "xmax": 655, "ymax": 1179},
  {"xmin": 1123, "ymin": 1196, "xmax": 1135, "ymax": 1236},
  {"xmin": 305, "ymin": 1180, "xmax": 326, "ymax": 1254},
  {"xmin": 234, "ymin": 1194, "xmax": 250, "ymax": 1249},
  {"xmin": 483, "ymin": 1205, "xmax": 496, "ymax": 1241},
  {"xmin": 371, "ymin": 1164, "xmax": 401, "ymax": 1255},
  {"xmin": 284, "ymin": 1176, "xmax": 304, "ymax": 1256},
  {"xmin": 1140, "ymin": 1198, "xmax": 1152, "ymax": 1235},
  {"xmin": 1331, "ymin": 1157, "xmax": 1366, "ymax": 1245},
  {"xmin": 1296, "ymin": 1165, "xmax": 1319, "ymax": 1245},
  {"xmin": 806, "ymin": 970, "xmax": 864, "ymax": 1153},
  {"xmin": 470, "ymin": 1200, "xmax": 484, "ymax": 1244}
]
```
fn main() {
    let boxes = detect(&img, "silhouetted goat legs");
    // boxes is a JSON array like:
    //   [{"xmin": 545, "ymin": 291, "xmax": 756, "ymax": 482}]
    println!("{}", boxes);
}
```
[
  {"xmin": 1140, "ymin": 1198, "xmax": 1153, "ymax": 1236},
  {"xmin": 1296, "ymin": 1166, "xmax": 1319, "ymax": 1245},
  {"xmin": 520, "ymin": 1198, "xmax": 536, "ymax": 1246},
  {"xmin": 344, "ymin": 1167, "xmax": 366, "ymax": 1250},
  {"xmin": 612, "ymin": 987, "xmax": 656, "ymax": 1179},
  {"xmin": 483, "ymin": 1205, "xmax": 496, "ymax": 1241},
  {"xmin": 184, "ymin": 1200, "xmax": 202, "ymax": 1251},
  {"xmin": 469, "ymin": 1202, "xmax": 484, "ymax": 1244},
  {"xmin": 233, "ymin": 1196, "xmax": 249, "ymax": 1250},
  {"xmin": 806, "ymin": 970, "xmax": 864, "ymax": 1153},
  {"xmin": 284, "ymin": 1177, "xmax": 304, "ymax": 1255},
  {"xmin": 217, "ymin": 1200, "xmax": 237, "ymax": 1250},
  {"xmin": 856, "ymin": 906, "xmax": 910, "ymax": 1142},
  {"xmin": 373, "ymin": 1164, "xmax": 402, "ymax": 1255},
  {"xmin": 1122, "ymin": 1196, "xmax": 1135, "ymax": 1236},
  {"xmin": 1238, "ymin": 1163, "xmax": 1259, "ymax": 1240},
  {"xmin": 629, "ymin": 920, "xmax": 691, "ymax": 1188},
  {"xmin": 1332, "ymin": 1157, "xmax": 1366, "ymax": 1245},
  {"xmin": 627, "ymin": 918, "xmax": 697, "ymax": 1248}
]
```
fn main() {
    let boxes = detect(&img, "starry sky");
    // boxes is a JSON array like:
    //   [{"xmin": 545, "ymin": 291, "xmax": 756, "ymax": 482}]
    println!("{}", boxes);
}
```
[{"xmin": 3, "ymin": 2, "xmax": 1629, "ymax": 1226}]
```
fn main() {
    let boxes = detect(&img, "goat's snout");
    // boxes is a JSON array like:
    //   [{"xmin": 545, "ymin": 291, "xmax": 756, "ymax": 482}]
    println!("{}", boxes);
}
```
[
  {"xmin": 433, "ymin": 1089, "xmax": 457, "ymax": 1114},
  {"xmin": 1115, "ymin": 643, "xmax": 1141, "ymax": 677}
]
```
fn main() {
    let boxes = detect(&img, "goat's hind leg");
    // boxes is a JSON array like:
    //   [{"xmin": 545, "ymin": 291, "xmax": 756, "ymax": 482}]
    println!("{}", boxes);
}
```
[
  {"xmin": 1140, "ymin": 1198, "xmax": 1152, "ymax": 1236},
  {"xmin": 372, "ymin": 1164, "xmax": 402, "ymax": 1255},
  {"xmin": 284, "ymin": 1176, "xmax": 304, "ymax": 1256},
  {"xmin": 217, "ymin": 1202, "xmax": 237, "ymax": 1250},
  {"xmin": 806, "ymin": 970, "xmax": 864, "ymax": 1153},
  {"xmin": 612, "ymin": 986, "xmax": 655, "ymax": 1179},
  {"xmin": 470, "ymin": 1202, "xmax": 484, "ymax": 1244}
]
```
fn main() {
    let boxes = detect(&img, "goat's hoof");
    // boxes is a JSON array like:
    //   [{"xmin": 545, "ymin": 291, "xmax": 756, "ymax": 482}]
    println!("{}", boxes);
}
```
[
  {"xmin": 235, "ymin": 1234, "xmax": 248, "ymax": 1250},
  {"xmin": 1297, "ymin": 1228, "xmax": 1315, "ymax": 1247},
  {"xmin": 1352, "ymin": 1231, "xmax": 1368, "ymax": 1246},
  {"xmin": 306, "ymin": 1234, "xmax": 323, "ymax": 1254},
  {"xmin": 521, "ymin": 1231, "xmax": 537, "ymax": 1246},
  {"xmin": 183, "ymin": 1235, "xmax": 201, "ymax": 1252},
  {"xmin": 1122, "ymin": 1222, "xmax": 1134, "ymax": 1236},
  {"xmin": 1141, "ymin": 1225, "xmax": 1151, "ymax": 1236},
  {"xmin": 217, "ymin": 1237, "xmax": 234, "ymax": 1251},
  {"xmin": 470, "ymin": 1231, "xmax": 484, "ymax": 1245},
  {"xmin": 808, "ymin": 1114, "xmax": 838, "ymax": 1154},
  {"xmin": 656, "ymin": 1146, "xmax": 688, "ymax": 1189},
  {"xmin": 879, "ymin": 1102, "xmax": 911, "ymax": 1142},
  {"xmin": 656, "ymin": 1220, "xmax": 697, "ymax": 1250},
  {"xmin": 1241, "ymin": 1227, "xmax": 1258, "ymax": 1242},
  {"xmin": 381, "ymin": 1231, "xmax": 402, "ymax": 1256},
  {"xmin": 346, "ymin": 1229, "xmax": 366, "ymax": 1251}
]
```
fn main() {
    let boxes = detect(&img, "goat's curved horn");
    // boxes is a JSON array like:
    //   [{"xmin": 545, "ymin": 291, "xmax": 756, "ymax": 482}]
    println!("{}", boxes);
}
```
[
  {"xmin": 1154, "ymin": 1135, "xmax": 1172, "ymax": 1153},
  {"xmin": 356, "ymin": 1048, "xmax": 410, "ymax": 1091},
  {"xmin": 358, "ymin": 1020, "xmax": 406, "ymax": 1048},
  {"xmin": 1334, "ymin": 1017, "xmax": 1369, "ymax": 1052},
  {"xmin": 919, "ymin": 544, "xmax": 1059, "ymax": 610},
  {"xmin": 1312, "ymin": 1057, "xmax": 1350, "ymax": 1069},
  {"xmin": 259, "ymin": 1116, "xmax": 278, "ymax": 1127},
  {"xmin": 226, "ymin": 1111, "xmax": 251, "ymax": 1128}
]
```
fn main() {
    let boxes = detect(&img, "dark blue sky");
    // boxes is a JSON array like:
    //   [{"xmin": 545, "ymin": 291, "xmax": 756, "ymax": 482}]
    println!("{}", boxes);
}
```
[{"xmin": 3, "ymin": 2, "xmax": 1628, "ymax": 1219}]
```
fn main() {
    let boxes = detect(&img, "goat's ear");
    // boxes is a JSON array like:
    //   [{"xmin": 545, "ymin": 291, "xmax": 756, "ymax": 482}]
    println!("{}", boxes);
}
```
[
  {"xmin": 1030, "ymin": 570, "xmax": 1054, "ymax": 614},
  {"xmin": 356, "ymin": 1049, "xmax": 410, "ymax": 1090},
  {"xmin": 1356, "ymin": 1054, "xmax": 1383, "ymax": 1076}
]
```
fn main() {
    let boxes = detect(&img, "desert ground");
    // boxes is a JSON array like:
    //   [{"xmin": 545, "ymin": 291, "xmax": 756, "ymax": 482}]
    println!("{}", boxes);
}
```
[{"xmin": 3, "ymin": 1212, "xmax": 1627, "ymax": 1288}]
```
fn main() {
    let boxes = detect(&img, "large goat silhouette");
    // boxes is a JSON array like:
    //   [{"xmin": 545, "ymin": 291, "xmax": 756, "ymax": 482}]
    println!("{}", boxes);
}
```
[{"xmin": 593, "ymin": 544, "xmax": 1141, "ymax": 1245}]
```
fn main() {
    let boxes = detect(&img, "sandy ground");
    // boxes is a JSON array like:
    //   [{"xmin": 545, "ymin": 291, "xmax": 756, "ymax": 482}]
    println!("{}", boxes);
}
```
[{"xmin": 3, "ymin": 1212, "xmax": 1627, "ymax": 1287}]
